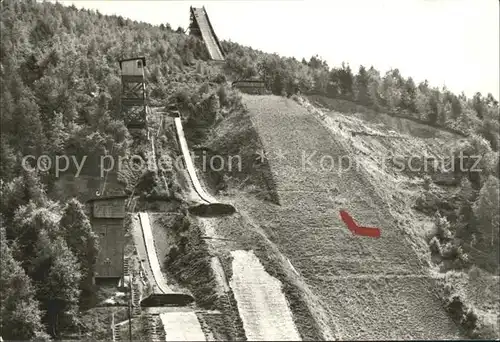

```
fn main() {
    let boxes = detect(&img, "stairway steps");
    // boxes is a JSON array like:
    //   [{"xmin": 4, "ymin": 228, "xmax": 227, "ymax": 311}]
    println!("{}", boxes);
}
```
[{"xmin": 145, "ymin": 315, "xmax": 163, "ymax": 342}]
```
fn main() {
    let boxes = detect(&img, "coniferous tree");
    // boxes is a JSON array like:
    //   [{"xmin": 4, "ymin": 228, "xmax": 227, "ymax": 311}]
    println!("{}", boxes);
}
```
[
  {"xmin": 59, "ymin": 199, "xmax": 99, "ymax": 294},
  {"xmin": 355, "ymin": 65, "xmax": 371, "ymax": 106},
  {"xmin": 33, "ymin": 232, "xmax": 81, "ymax": 337},
  {"xmin": 474, "ymin": 176, "xmax": 500, "ymax": 248},
  {"xmin": 0, "ymin": 219, "xmax": 49, "ymax": 341}
]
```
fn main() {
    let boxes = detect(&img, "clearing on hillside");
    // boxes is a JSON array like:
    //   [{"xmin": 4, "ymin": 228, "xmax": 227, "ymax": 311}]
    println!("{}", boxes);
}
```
[{"xmin": 240, "ymin": 94, "xmax": 463, "ymax": 340}]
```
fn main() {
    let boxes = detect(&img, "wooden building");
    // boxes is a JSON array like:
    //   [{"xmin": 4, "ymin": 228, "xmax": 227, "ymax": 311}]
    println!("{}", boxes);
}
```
[
  {"xmin": 232, "ymin": 79, "xmax": 267, "ymax": 95},
  {"xmin": 88, "ymin": 195, "xmax": 128, "ymax": 279}
]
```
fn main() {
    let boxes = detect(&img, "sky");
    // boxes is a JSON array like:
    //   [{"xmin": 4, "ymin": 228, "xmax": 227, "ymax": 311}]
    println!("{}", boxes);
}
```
[{"xmin": 56, "ymin": 0, "xmax": 499, "ymax": 98}]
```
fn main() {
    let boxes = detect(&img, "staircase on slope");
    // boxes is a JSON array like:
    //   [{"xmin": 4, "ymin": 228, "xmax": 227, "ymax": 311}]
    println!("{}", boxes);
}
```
[
  {"xmin": 123, "ymin": 258, "xmax": 130, "ymax": 279},
  {"xmin": 146, "ymin": 315, "xmax": 164, "ymax": 342},
  {"xmin": 111, "ymin": 313, "xmax": 120, "ymax": 342},
  {"xmin": 192, "ymin": 7, "xmax": 224, "ymax": 60},
  {"xmin": 131, "ymin": 273, "xmax": 142, "ymax": 317}
]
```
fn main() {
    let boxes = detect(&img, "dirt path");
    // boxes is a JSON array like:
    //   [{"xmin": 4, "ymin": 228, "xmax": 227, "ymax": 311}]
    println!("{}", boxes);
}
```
[
  {"xmin": 229, "ymin": 250, "xmax": 301, "ymax": 341},
  {"xmin": 241, "ymin": 94, "xmax": 463, "ymax": 339}
]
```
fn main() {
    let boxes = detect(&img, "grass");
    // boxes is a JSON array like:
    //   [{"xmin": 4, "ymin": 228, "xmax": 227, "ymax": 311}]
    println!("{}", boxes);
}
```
[
  {"xmin": 189, "ymin": 95, "xmax": 280, "ymax": 204},
  {"xmin": 117, "ymin": 313, "xmax": 150, "ymax": 341},
  {"xmin": 199, "ymin": 211, "xmax": 334, "ymax": 340},
  {"xmin": 307, "ymin": 94, "xmax": 466, "ymax": 138},
  {"xmin": 78, "ymin": 87, "xmax": 494, "ymax": 340},
  {"xmin": 78, "ymin": 307, "xmax": 128, "ymax": 340}
]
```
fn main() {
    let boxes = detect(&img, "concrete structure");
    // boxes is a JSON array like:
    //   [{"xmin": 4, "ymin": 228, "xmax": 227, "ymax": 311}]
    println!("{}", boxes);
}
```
[
  {"xmin": 174, "ymin": 117, "xmax": 235, "ymax": 216},
  {"xmin": 229, "ymin": 250, "xmax": 301, "ymax": 341},
  {"xmin": 132, "ymin": 213, "xmax": 194, "ymax": 306},
  {"xmin": 160, "ymin": 312, "xmax": 206, "ymax": 341}
]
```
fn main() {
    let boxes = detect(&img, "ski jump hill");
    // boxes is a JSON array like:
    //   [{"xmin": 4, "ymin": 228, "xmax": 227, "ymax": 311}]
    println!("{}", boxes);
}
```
[
  {"xmin": 188, "ymin": 6, "xmax": 463, "ymax": 340},
  {"xmin": 101, "ymin": 5, "xmax": 463, "ymax": 341}
]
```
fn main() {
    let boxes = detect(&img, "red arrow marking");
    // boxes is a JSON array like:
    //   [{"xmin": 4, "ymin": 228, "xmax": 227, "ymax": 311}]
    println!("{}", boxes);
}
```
[
  {"xmin": 339, "ymin": 210, "xmax": 358, "ymax": 234},
  {"xmin": 354, "ymin": 225, "xmax": 381, "ymax": 238},
  {"xmin": 339, "ymin": 210, "xmax": 381, "ymax": 238}
]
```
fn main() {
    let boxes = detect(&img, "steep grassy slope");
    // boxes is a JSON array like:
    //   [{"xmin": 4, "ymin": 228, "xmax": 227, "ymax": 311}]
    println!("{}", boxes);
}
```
[
  {"xmin": 240, "ymin": 94, "xmax": 463, "ymax": 339},
  {"xmin": 306, "ymin": 95, "xmax": 467, "ymax": 139},
  {"xmin": 304, "ymin": 96, "xmax": 464, "ymax": 246},
  {"xmin": 303, "ymin": 96, "xmax": 499, "ymax": 338}
]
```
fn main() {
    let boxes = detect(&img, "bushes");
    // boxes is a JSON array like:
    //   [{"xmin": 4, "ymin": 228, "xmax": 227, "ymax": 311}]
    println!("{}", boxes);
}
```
[
  {"xmin": 171, "ymin": 215, "xmax": 190, "ymax": 233},
  {"xmin": 217, "ymin": 85, "xmax": 228, "ymax": 107},
  {"xmin": 429, "ymin": 236, "xmax": 442, "ymax": 256},
  {"xmin": 433, "ymin": 212, "xmax": 453, "ymax": 241},
  {"xmin": 440, "ymin": 283, "xmax": 498, "ymax": 339},
  {"xmin": 427, "ymin": 212, "xmax": 470, "ymax": 270},
  {"xmin": 212, "ymin": 73, "xmax": 226, "ymax": 84},
  {"xmin": 216, "ymin": 84, "xmax": 244, "ymax": 112},
  {"xmin": 445, "ymin": 295, "xmax": 479, "ymax": 334}
]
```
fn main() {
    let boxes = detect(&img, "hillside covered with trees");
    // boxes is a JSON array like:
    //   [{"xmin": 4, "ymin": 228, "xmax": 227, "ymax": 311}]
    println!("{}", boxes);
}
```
[
  {"xmin": 0, "ymin": 0, "xmax": 498, "ymax": 340},
  {"xmin": 223, "ymin": 42, "xmax": 499, "ymax": 148}
]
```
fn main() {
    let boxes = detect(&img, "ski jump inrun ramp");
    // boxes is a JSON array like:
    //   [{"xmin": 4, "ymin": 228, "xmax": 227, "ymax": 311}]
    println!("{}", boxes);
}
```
[
  {"xmin": 137, "ymin": 212, "xmax": 194, "ymax": 306},
  {"xmin": 190, "ymin": 6, "xmax": 225, "ymax": 61},
  {"xmin": 174, "ymin": 117, "xmax": 235, "ymax": 216}
]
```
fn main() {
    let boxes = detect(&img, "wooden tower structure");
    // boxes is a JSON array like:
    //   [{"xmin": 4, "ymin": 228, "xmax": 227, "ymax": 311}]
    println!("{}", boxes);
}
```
[{"xmin": 119, "ymin": 57, "xmax": 147, "ymax": 128}]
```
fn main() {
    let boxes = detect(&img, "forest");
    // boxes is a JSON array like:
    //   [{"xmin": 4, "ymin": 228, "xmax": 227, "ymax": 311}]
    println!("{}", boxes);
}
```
[{"xmin": 0, "ymin": 0, "xmax": 498, "ymax": 340}]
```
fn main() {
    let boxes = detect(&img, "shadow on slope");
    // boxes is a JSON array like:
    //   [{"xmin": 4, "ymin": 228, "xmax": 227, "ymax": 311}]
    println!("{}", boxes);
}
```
[
  {"xmin": 190, "ymin": 108, "xmax": 281, "ymax": 205},
  {"xmin": 188, "ymin": 203, "xmax": 236, "ymax": 217}
]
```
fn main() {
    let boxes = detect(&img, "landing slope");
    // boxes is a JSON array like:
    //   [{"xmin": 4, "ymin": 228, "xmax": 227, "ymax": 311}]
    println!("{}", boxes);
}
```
[
  {"xmin": 229, "ymin": 249, "xmax": 301, "ymax": 341},
  {"xmin": 160, "ymin": 312, "xmax": 206, "ymax": 341},
  {"xmin": 241, "ymin": 94, "xmax": 462, "ymax": 339}
]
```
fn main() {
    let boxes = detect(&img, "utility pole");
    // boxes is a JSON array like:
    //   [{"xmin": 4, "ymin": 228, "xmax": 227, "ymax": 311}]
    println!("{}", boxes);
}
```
[{"xmin": 128, "ymin": 271, "xmax": 132, "ymax": 342}]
